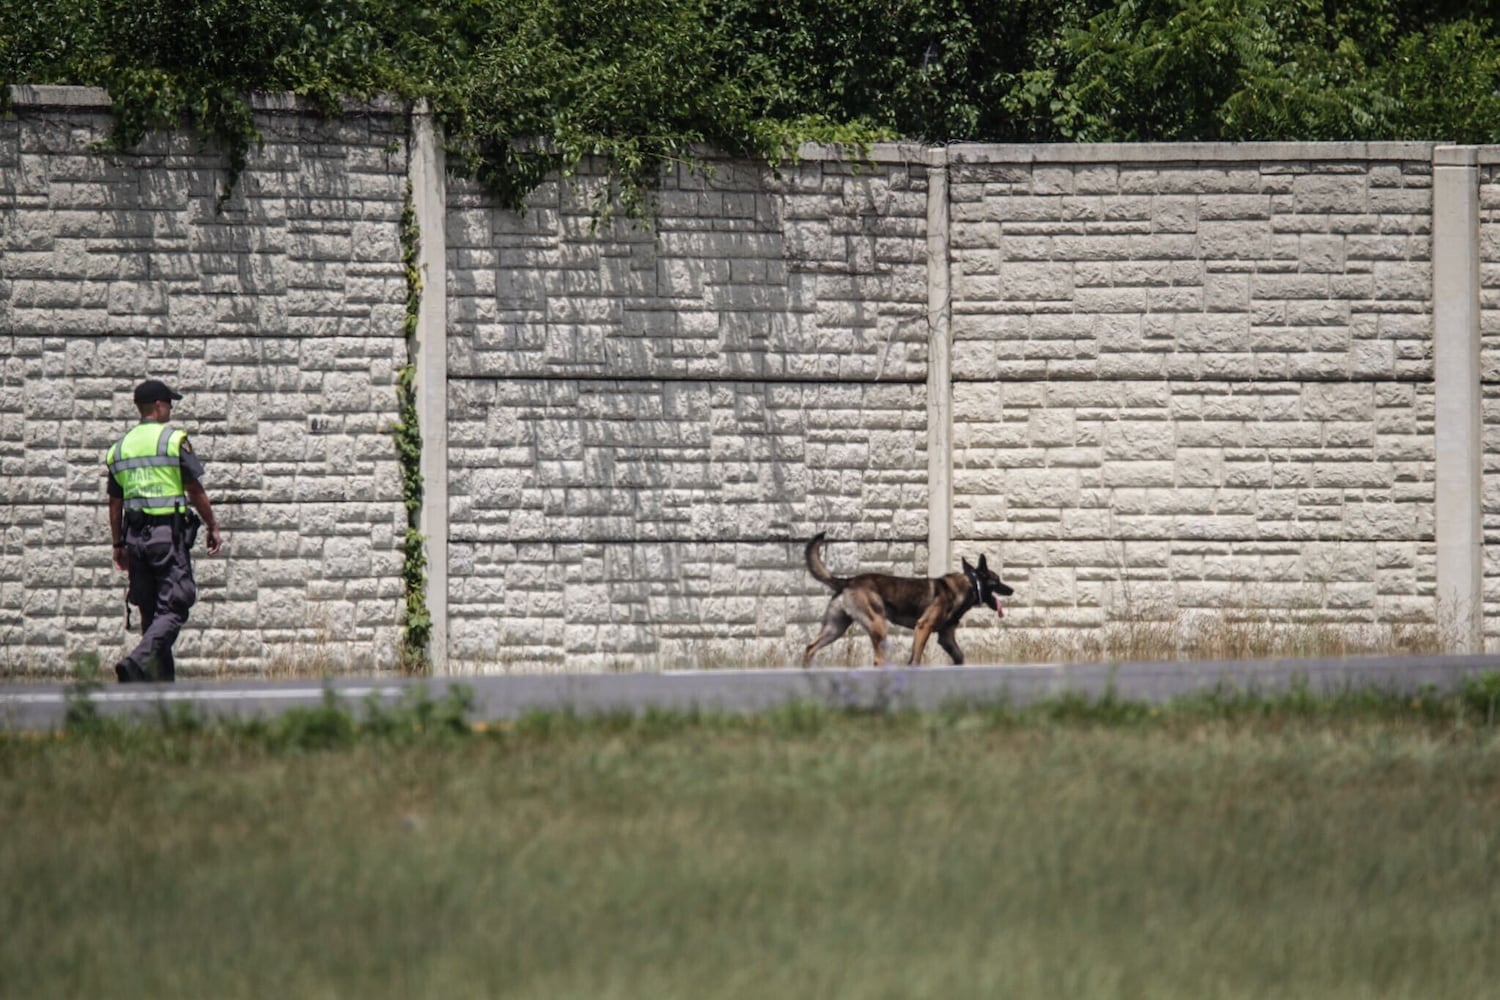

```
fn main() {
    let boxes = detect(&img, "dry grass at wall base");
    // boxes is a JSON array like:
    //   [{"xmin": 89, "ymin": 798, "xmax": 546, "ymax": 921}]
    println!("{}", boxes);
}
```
[
  {"xmin": 451, "ymin": 604, "xmax": 1456, "ymax": 674},
  {"xmin": 0, "ymin": 615, "xmax": 405, "ymax": 682},
  {"xmin": 246, "ymin": 631, "xmax": 407, "ymax": 679},
  {"xmin": 446, "ymin": 641, "xmax": 854, "ymax": 676},
  {"xmin": 976, "ymin": 605, "xmax": 1449, "ymax": 666},
  {"xmin": 194, "ymin": 606, "xmax": 407, "ymax": 679},
  {"xmin": 753, "ymin": 598, "xmax": 1452, "ymax": 671},
  {"xmin": 0, "ymin": 630, "xmax": 44, "ymax": 681},
  {"xmin": 0, "ymin": 602, "xmax": 1466, "ymax": 681}
]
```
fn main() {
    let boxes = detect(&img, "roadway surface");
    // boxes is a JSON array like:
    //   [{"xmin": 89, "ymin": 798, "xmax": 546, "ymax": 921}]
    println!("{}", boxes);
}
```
[{"xmin": 4, "ymin": 653, "xmax": 1500, "ymax": 732}]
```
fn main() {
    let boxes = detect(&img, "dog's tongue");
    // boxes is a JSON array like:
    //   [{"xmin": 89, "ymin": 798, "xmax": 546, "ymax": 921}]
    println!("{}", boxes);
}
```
[{"xmin": 989, "ymin": 596, "xmax": 1005, "ymax": 618}]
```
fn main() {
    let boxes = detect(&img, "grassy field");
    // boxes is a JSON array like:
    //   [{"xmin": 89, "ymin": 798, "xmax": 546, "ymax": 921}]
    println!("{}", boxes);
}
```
[{"xmin": 4, "ymin": 688, "xmax": 1500, "ymax": 999}]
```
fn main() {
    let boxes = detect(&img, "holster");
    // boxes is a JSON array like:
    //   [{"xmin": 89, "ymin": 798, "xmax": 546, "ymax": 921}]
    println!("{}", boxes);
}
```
[
  {"xmin": 126, "ymin": 509, "xmax": 200, "ymax": 549},
  {"xmin": 181, "ymin": 510, "xmax": 202, "ymax": 550}
]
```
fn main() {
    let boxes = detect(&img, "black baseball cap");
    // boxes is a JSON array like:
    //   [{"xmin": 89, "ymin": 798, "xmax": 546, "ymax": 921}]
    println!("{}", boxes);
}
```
[{"xmin": 134, "ymin": 379, "xmax": 184, "ymax": 405}]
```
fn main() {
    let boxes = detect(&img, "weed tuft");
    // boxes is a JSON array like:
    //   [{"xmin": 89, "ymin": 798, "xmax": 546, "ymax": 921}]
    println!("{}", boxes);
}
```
[
  {"xmin": 52, "ymin": 683, "xmax": 480, "ymax": 754},
  {"xmin": 1460, "ymin": 671, "xmax": 1500, "ymax": 726}
]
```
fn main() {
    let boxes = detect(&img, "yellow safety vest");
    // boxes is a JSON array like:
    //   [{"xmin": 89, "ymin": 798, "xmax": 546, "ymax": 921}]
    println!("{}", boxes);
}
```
[{"xmin": 106, "ymin": 423, "xmax": 188, "ymax": 516}]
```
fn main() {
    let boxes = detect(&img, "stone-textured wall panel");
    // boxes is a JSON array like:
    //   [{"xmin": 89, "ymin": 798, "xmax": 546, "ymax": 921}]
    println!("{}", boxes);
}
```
[
  {"xmin": 957, "ymin": 378, "xmax": 1436, "ymax": 635},
  {"xmin": 448, "ymin": 378, "xmax": 927, "ymax": 544},
  {"xmin": 1481, "ymin": 163, "xmax": 1500, "ymax": 643},
  {"xmin": 443, "ymin": 153, "xmax": 935, "ymax": 670},
  {"xmin": 955, "ymin": 380, "xmax": 1434, "ymax": 544},
  {"xmin": 950, "ymin": 157, "xmax": 1433, "ymax": 383},
  {"xmin": 447, "ymin": 157, "xmax": 931, "ymax": 384},
  {"xmin": 447, "ymin": 537, "xmax": 929, "ymax": 671},
  {"xmin": 1479, "ymin": 164, "xmax": 1500, "ymax": 381},
  {"xmin": 948, "ymin": 149, "xmax": 1437, "ymax": 648},
  {"xmin": 1483, "ymin": 383, "xmax": 1500, "ymax": 642},
  {"xmin": 444, "ymin": 375, "xmax": 929, "ymax": 671},
  {"xmin": 1, "ymin": 96, "xmax": 409, "ymax": 674}
]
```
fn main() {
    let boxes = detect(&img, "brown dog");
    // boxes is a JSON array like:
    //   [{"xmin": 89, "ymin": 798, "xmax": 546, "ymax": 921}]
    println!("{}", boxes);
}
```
[{"xmin": 802, "ymin": 532, "xmax": 1014, "ymax": 667}]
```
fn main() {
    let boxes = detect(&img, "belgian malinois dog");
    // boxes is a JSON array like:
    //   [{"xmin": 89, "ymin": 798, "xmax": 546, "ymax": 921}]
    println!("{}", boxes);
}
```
[{"xmin": 802, "ymin": 532, "xmax": 1014, "ymax": 667}]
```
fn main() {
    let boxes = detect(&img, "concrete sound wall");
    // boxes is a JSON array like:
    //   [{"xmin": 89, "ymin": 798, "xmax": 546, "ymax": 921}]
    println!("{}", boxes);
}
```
[
  {"xmin": 2, "ymin": 87, "xmax": 1493, "ymax": 674},
  {"xmin": 945, "ymin": 145, "xmax": 1438, "ymax": 642},
  {"xmin": 1, "ymin": 88, "xmax": 411, "ymax": 674},
  {"xmin": 442, "ymin": 152, "xmax": 935, "ymax": 670}
]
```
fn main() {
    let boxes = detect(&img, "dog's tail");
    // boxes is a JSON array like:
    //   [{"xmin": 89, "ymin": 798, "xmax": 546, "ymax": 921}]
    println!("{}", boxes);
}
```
[{"xmin": 804, "ymin": 532, "xmax": 849, "ymax": 593}]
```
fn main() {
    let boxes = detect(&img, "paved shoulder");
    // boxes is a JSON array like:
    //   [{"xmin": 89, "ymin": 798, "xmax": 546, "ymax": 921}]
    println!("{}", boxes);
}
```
[{"xmin": 3, "ymin": 655, "xmax": 1498, "ymax": 732}]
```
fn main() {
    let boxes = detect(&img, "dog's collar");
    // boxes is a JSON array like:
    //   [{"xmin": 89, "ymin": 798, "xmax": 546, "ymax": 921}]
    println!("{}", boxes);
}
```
[
  {"xmin": 962, "ymin": 564, "xmax": 982, "ymax": 603},
  {"xmin": 963, "ymin": 564, "xmax": 999, "ymax": 614}
]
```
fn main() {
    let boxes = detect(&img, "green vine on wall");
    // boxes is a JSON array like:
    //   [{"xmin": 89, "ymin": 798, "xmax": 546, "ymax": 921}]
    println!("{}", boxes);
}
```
[
  {"xmin": 394, "ymin": 180, "xmax": 431, "ymax": 673},
  {"xmin": 4, "ymin": 0, "xmax": 1500, "ymax": 220}
]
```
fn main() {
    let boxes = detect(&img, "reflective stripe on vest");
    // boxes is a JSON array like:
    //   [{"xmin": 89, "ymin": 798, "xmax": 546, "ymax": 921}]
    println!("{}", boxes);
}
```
[{"xmin": 107, "ymin": 424, "xmax": 187, "ymax": 515}]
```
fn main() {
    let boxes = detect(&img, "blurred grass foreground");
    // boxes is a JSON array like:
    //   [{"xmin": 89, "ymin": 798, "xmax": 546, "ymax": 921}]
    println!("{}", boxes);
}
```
[{"xmin": 4, "ymin": 682, "xmax": 1500, "ymax": 999}]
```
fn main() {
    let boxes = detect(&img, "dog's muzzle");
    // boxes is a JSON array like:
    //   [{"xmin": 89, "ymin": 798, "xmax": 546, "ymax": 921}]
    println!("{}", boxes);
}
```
[{"xmin": 984, "ymin": 581, "xmax": 1014, "ymax": 617}]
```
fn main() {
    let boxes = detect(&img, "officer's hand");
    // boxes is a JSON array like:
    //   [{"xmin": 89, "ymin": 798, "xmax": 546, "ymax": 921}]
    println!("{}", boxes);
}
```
[
  {"xmin": 113, "ymin": 546, "xmax": 129, "ymax": 572},
  {"xmin": 206, "ymin": 526, "xmax": 223, "ymax": 556}
]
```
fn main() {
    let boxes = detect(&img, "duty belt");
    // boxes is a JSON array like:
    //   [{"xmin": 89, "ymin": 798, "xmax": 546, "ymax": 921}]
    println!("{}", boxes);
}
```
[{"xmin": 124, "ymin": 511, "xmax": 180, "ymax": 528}]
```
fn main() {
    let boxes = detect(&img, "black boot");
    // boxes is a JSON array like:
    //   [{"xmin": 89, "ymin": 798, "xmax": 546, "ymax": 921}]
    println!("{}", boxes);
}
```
[{"xmin": 115, "ymin": 660, "xmax": 147, "ymax": 683}]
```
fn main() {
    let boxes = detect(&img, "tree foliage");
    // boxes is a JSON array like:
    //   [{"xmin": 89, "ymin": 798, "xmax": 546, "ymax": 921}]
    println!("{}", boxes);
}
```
[{"xmin": 2, "ymin": 0, "xmax": 1498, "ymax": 211}]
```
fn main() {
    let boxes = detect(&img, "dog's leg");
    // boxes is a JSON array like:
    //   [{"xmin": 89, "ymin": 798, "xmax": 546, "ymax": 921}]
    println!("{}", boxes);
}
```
[
  {"xmin": 937, "ymin": 627, "xmax": 965, "ymax": 665},
  {"xmin": 803, "ymin": 607, "xmax": 853, "ymax": 667},
  {"xmin": 868, "ymin": 619, "xmax": 890, "ymax": 667},
  {"xmin": 908, "ymin": 624, "xmax": 933, "ymax": 665},
  {"xmin": 907, "ymin": 606, "xmax": 947, "ymax": 665},
  {"xmin": 839, "ymin": 591, "xmax": 891, "ymax": 667}
]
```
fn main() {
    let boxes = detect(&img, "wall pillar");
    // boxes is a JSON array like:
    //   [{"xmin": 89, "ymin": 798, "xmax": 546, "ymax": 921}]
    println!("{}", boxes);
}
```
[
  {"xmin": 1432, "ymin": 146, "xmax": 1483, "ymax": 652},
  {"xmin": 926, "ymin": 146, "xmax": 953, "ymax": 578},
  {"xmin": 410, "ymin": 102, "xmax": 450, "ymax": 671}
]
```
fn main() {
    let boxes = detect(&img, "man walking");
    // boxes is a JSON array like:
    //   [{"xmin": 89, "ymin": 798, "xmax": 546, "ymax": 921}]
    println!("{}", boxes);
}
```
[{"xmin": 105, "ymin": 380, "xmax": 223, "ymax": 682}]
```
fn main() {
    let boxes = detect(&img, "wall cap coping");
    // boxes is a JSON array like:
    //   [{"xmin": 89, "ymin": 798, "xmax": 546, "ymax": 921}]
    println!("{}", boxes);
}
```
[
  {"xmin": 7, "ymin": 88, "xmax": 1489, "ymax": 169},
  {"xmin": 6, "ymin": 84, "xmax": 113, "ymax": 109},
  {"xmin": 1435, "ymin": 146, "xmax": 1481, "ymax": 167},
  {"xmin": 6, "ymin": 84, "xmax": 404, "ymax": 116},
  {"xmin": 940, "ymin": 140, "xmax": 1438, "ymax": 164}
]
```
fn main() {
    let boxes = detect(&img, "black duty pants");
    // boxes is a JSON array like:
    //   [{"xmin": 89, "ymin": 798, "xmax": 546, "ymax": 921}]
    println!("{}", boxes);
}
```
[{"xmin": 117, "ymin": 522, "xmax": 197, "ymax": 683}]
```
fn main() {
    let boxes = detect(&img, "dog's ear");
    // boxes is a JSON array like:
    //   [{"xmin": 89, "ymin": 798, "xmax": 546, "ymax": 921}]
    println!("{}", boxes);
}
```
[
  {"xmin": 977, "ymin": 554, "xmax": 989, "ymax": 573},
  {"xmin": 961, "ymin": 557, "xmax": 974, "ymax": 573}
]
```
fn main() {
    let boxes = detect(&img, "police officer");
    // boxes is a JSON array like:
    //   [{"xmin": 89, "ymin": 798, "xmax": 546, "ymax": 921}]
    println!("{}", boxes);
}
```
[{"xmin": 105, "ymin": 380, "xmax": 223, "ymax": 682}]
